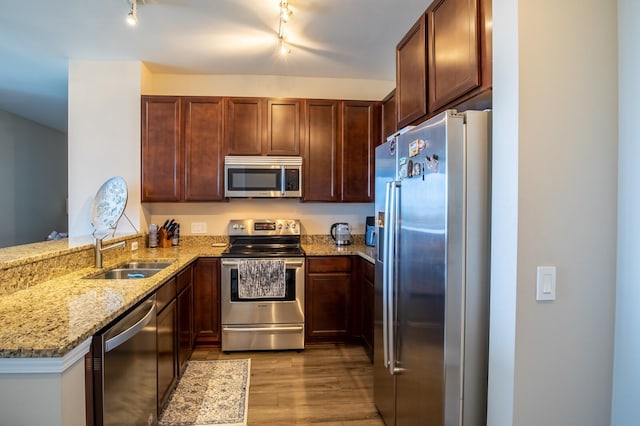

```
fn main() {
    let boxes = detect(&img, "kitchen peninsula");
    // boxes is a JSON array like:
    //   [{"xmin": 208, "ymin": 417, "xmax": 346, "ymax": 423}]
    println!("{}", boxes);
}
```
[{"xmin": 0, "ymin": 233, "xmax": 374, "ymax": 425}]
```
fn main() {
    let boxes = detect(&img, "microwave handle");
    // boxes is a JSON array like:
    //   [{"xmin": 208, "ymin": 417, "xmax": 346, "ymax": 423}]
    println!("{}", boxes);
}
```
[{"xmin": 281, "ymin": 166, "xmax": 286, "ymax": 196}]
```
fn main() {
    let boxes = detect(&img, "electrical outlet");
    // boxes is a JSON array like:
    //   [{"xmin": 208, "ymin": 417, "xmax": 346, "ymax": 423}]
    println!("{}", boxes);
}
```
[
  {"xmin": 131, "ymin": 241, "xmax": 139, "ymax": 251},
  {"xmin": 191, "ymin": 222, "xmax": 207, "ymax": 234}
]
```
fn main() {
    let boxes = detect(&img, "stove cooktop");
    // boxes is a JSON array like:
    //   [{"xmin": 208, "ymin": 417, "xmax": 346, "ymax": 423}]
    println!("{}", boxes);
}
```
[{"xmin": 222, "ymin": 219, "xmax": 304, "ymax": 258}]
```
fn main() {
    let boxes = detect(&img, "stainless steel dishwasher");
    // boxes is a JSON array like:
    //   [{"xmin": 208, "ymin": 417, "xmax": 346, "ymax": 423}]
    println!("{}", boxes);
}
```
[{"xmin": 91, "ymin": 295, "xmax": 157, "ymax": 426}]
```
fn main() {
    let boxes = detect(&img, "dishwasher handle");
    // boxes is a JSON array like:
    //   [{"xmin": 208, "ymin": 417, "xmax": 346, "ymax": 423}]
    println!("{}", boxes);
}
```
[{"xmin": 105, "ymin": 298, "xmax": 156, "ymax": 352}]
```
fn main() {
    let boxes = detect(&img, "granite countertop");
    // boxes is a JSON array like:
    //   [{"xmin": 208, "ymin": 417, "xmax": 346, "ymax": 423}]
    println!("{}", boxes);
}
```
[
  {"xmin": 0, "ymin": 241, "xmax": 375, "ymax": 359},
  {"xmin": 303, "ymin": 242, "xmax": 375, "ymax": 264},
  {"xmin": 0, "ymin": 246, "xmax": 224, "ymax": 359}
]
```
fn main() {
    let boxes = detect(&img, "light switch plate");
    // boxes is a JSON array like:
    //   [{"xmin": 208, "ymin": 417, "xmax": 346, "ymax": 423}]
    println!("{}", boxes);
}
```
[{"xmin": 536, "ymin": 266, "xmax": 556, "ymax": 301}]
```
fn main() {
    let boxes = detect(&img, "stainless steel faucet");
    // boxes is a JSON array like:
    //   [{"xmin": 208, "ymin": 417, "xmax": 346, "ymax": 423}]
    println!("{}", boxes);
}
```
[{"xmin": 95, "ymin": 237, "xmax": 126, "ymax": 268}]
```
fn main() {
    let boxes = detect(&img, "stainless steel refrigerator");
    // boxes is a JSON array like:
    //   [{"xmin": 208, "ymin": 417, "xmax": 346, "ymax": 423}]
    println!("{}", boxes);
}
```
[{"xmin": 374, "ymin": 110, "xmax": 491, "ymax": 426}]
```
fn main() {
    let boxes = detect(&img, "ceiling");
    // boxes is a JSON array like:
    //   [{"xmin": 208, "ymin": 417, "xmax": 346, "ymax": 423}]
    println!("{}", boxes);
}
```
[{"xmin": 0, "ymin": 0, "xmax": 428, "ymax": 133}]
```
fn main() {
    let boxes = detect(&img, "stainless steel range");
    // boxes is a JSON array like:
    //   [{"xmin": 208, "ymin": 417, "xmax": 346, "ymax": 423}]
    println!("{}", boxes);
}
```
[{"xmin": 220, "ymin": 219, "xmax": 305, "ymax": 351}]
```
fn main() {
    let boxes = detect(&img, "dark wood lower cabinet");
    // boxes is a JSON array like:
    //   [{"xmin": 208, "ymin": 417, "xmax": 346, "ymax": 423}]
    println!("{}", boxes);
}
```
[
  {"xmin": 177, "ymin": 268, "xmax": 194, "ymax": 374},
  {"xmin": 157, "ymin": 298, "xmax": 177, "ymax": 411},
  {"xmin": 194, "ymin": 258, "xmax": 221, "ymax": 346},
  {"xmin": 305, "ymin": 256, "xmax": 352, "ymax": 343}
]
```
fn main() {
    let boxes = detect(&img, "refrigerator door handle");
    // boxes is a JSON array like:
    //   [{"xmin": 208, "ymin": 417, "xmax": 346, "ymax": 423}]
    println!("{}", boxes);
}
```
[
  {"xmin": 382, "ymin": 181, "xmax": 393, "ymax": 370},
  {"xmin": 388, "ymin": 181, "xmax": 401, "ymax": 376}
]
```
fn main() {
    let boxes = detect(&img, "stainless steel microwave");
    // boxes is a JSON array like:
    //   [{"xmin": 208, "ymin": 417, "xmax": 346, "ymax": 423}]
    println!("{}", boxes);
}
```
[{"xmin": 224, "ymin": 156, "xmax": 302, "ymax": 198}]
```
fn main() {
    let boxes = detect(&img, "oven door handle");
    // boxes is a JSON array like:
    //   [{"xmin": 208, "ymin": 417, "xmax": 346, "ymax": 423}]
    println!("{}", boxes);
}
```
[
  {"xmin": 223, "ymin": 325, "xmax": 304, "ymax": 333},
  {"xmin": 221, "ymin": 260, "xmax": 304, "ymax": 268}
]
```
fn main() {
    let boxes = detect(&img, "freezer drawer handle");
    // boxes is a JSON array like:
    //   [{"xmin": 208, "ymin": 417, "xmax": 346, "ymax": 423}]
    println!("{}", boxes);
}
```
[{"xmin": 223, "ymin": 326, "xmax": 304, "ymax": 333}]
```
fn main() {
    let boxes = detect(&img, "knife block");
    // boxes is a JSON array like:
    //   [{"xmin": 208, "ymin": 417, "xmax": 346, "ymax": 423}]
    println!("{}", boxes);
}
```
[{"xmin": 158, "ymin": 229, "xmax": 172, "ymax": 248}]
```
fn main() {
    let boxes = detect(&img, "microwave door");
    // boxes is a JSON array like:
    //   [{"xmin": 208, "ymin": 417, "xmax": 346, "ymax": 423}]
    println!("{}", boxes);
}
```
[{"xmin": 226, "ymin": 167, "xmax": 283, "ymax": 197}]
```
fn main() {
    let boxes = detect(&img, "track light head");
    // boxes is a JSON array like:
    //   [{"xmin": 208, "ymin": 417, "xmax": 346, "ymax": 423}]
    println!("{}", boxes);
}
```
[{"xmin": 126, "ymin": 0, "xmax": 138, "ymax": 26}]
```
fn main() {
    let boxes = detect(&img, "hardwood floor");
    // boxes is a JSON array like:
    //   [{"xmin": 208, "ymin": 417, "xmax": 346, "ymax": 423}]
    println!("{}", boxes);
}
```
[{"xmin": 190, "ymin": 344, "xmax": 385, "ymax": 425}]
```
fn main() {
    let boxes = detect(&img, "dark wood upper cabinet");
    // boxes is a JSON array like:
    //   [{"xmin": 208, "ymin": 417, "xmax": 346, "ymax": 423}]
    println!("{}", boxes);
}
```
[
  {"xmin": 427, "ymin": 0, "xmax": 481, "ymax": 111},
  {"xmin": 141, "ymin": 96, "xmax": 182, "ymax": 202},
  {"xmin": 183, "ymin": 97, "xmax": 225, "ymax": 201},
  {"xmin": 266, "ymin": 99, "xmax": 301, "ymax": 155},
  {"xmin": 396, "ymin": 14, "xmax": 427, "ymax": 129},
  {"xmin": 142, "ymin": 95, "xmax": 382, "ymax": 203},
  {"xmin": 340, "ymin": 101, "xmax": 379, "ymax": 202},
  {"xmin": 303, "ymin": 100, "xmax": 340, "ymax": 202},
  {"xmin": 381, "ymin": 90, "xmax": 397, "ymax": 143},
  {"xmin": 225, "ymin": 98, "xmax": 264, "ymax": 155}
]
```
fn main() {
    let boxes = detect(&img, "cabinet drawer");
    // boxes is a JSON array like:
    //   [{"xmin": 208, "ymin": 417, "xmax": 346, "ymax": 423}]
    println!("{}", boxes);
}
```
[
  {"xmin": 307, "ymin": 256, "xmax": 352, "ymax": 273},
  {"xmin": 362, "ymin": 258, "xmax": 374, "ymax": 282},
  {"xmin": 177, "ymin": 265, "xmax": 193, "ymax": 293},
  {"xmin": 156, "ymin": 277, "xmax": 177, "ymax": 312}
]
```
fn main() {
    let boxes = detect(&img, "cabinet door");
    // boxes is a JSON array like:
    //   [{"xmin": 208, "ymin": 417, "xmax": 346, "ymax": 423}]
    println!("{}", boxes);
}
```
[
  {"xmin": 193, "ymin": 258, "xmax": 221, "ymax": 346},
  {"xmin": 302, "ymin": 100, "xmax": 340, "ymax": 201},
  {"xmin": 157, "ymin": 300, "xmax": 177, "ymax": 411},
  {"xmin": 341, "ymin": 101, "xmax": 379, "ymax": 202},
  {"xmin": 306, "ymin": 273, "xmax": 352, "ymax": 342},
  {"xmin": 381, "ymin": 90, "xmax": 397, "ymax": 143},
  {"xmin": 183, "ymin": 97, "xmax": 225, "ymax": 201},
  {"xmin": 177, "ymin": 283, "xmax": 193, "ymax": 374},
  {"xmin": 428, "ymin": 0, "xmax": 480, "ymax": 111},
  {"xmin": 396, "ymin": 14, "xmax": 427, "ymax": 128},
  {"xmin": 305, "ymin": 257, "xmax": 352, "ymax": 343},
  {"xmin": 176, "ymin": 265, "xmax": 194, "ymax": 373},
  {"xmin": 266, "ymin": 99, "xmax": 301, "ymax": 155},
  {"xmin": 226, "ymin": 98, "xmax": 264, "ymax": 155},
  {"xmin": 141, "ymin": 96, "xmax": 182, "ymax": 201}
]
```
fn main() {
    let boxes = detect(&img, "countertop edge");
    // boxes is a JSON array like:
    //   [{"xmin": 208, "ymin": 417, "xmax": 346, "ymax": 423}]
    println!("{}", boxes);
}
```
[{"xmin": 0, "ymin": 337, "xmax": 92, "ymax": 374}]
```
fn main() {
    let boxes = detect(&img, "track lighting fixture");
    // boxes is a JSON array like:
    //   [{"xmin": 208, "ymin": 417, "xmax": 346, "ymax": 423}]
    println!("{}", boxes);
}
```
[
  {"xmin": 126, "ymin": 0, "xmax": 138, "ymax": 26},
  {"xmin": 278, "ymin": 0, "xmax": 293, "ymax": 55}
]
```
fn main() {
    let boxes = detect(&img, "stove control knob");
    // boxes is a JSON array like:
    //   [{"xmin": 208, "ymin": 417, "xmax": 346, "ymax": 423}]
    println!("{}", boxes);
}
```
[
  {"xmin": 232, "ymin": 224, "xmax": 238, "ymax": 230},
  {"xmin": 285, "ymin": 224, "xmax": 290, "ymax": 229},
  {"xmin": 278, "ymin": 224, "xmax": 283, "ymax": 229},
  {"xmin": 291, "ymin": 223, "xmax": 297, "ymax": 229},
  {"xmin": 239, "ymin": 224, "xmax": 245, "ymax": 230}
]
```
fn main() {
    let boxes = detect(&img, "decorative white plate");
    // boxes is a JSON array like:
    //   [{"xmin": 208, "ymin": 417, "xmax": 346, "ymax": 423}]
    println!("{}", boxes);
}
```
[{"xmin": 91, "ymin": 177, "xmax": 128, "ymax": 231}]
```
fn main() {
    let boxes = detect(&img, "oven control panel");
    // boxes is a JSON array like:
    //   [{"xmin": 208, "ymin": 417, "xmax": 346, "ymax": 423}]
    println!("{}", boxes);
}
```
[{"xmin": 228, "ymin": 219, "xmax": 300, "ymax": 236}]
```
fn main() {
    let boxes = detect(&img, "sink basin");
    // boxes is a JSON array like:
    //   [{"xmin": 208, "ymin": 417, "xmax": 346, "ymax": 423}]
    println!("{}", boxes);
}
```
[
  {"xmin": 89, "ymin": 268, "xmax": 162, "ymax": 279},
  {"xmin": 85, "ymin": 260, "xmax": 175, "ymax": 279},
  {"xmin": 118, "ymin": 261, "xmax": 174, "ymax": 270}
]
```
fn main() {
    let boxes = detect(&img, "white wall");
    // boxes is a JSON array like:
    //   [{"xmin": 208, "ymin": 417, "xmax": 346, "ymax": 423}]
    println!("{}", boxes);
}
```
[
  {"xmin": 145, "ymin": 200, "xmax": 373, "ymax": 236},
  {"xmin": 611, "ymin": 0, "xmax": 640, "ymax": 423},
  {"xmin": 486, "ymin": 0, "xmax": 519, "ymax": 423},
  {"xmin": 489, "ymin": 0, "xmax": 618, "ymax": 424},
  {"xmin": 67, "ymin": 61, "xmax": 144, "ymax": 237},
  {"xmin": 0, "ymin": 358, "xmax": 86, "ymax": 426},
  {"xmin": 0, "ymin": 110, "xmax": 67, "ymax": 247},
  {"xmin": 146, "ymin": 73, "xmax": 394, "ymax": 100}
]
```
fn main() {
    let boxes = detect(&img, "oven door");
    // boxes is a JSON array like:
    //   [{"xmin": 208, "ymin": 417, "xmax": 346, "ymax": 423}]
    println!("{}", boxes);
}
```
[
  {"xmin": 221, "ymin": 258, "xmax": 304, "ymax": 325},
  {"xmin": 221, "ymin": 258, "xmax": 305, "ymax": 351}
]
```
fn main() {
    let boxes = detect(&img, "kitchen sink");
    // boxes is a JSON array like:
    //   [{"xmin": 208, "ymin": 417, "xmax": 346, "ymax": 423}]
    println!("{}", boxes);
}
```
[
  {"xmin": 117, "ymin": 261, "xmax": 174, "ymax": 270},
  {"xmin": 85, "ymin": 260, "xmax": 174, "ymax": 279}
]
